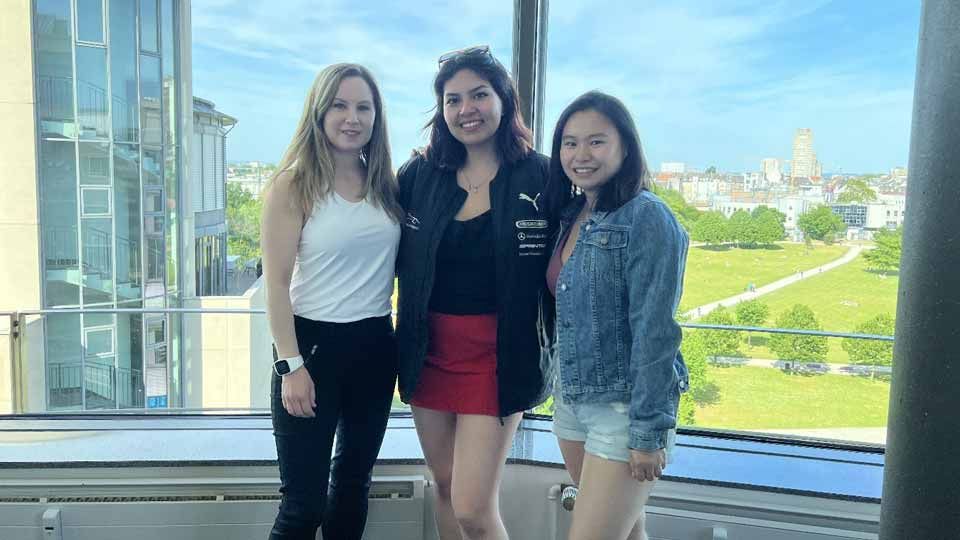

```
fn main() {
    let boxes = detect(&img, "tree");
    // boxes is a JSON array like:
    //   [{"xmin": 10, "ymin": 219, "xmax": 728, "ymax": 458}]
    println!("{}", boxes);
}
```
[
  {"xmin": 678, "ymin": 330, "xmax": 709, "ymax": 425},
  {"xmin": 797, "ymin": 206, "xmax": 846, "ymax": 244},
  {"xmin": 226, "ymin": 183, "xmax": 263, "ymax": 268},
  {"xmin": 652, "ymin": 184, "xmax": 701, "ymax": 232},
  {"xmin": 864, "ymin": 227, "xmax": 902, "ymax": 273},
  {"xmin": 728, "ymin": 209, "xmax": 760, "ymax": 247},
  {"xmin": 705, "ymin": 165, "xmax": 718, "ymax": 175},
  {"xmin": 837, "ymin": 178, "xmax": 878, "ymax": 204},
  {"xmin": 768, "ymin": 304, "xmax": 829, "ymax": 366},
  {"xmin": 690, "ymin": 211, "xmax": 729, "ymax": 245},
  {"xmin": 751, "ymin": 206, "xmax": 786, "ymax": 245},
  {"xmin": 842, "ymin": 314, "xmax": 895, "ymax": 377},
  {"xmin": 700, "ymin": 307, "xmax": 742, "ymax": 357},
  {"xmin": 735, "ymin": 300, "xmax": 770, "ymax": 346}
]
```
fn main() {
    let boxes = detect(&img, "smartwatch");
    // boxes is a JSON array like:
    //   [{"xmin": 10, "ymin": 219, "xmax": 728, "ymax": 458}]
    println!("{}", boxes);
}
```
[{"xmin": 273, "ymin": 354, "xmax": 304, "ymax": 376}]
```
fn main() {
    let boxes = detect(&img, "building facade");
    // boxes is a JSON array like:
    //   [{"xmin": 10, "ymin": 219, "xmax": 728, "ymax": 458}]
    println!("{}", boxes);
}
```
[
  {"xmin": 791, "ymin": 128, "xmax": 818, "ymax": 182},
  {"xmin": 0, "ymin": 0, "xmax": 194, "ymax": 411},
  {"xmin": 192, "ymin": 97, "xmax": 234, "ymax": 297}
]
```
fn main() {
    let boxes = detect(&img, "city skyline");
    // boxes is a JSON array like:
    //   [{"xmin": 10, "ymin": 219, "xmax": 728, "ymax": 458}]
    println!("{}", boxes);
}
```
[{"xmin": 193, "ymin": 0, "xmax": 921, "ymax": 174}]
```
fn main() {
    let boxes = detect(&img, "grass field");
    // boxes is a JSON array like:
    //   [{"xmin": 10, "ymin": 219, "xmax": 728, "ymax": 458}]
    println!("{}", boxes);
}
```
[
  {"xmin": 738, "ymin": 254, "xmax": 898, "ymax": 363},
  {"xmin": 694, "ymin": 365, "xmax": 890, "ymax": 430},
  {"xmin": 680, "ymin": 243, "xmax": 849, "ymax": 313}
]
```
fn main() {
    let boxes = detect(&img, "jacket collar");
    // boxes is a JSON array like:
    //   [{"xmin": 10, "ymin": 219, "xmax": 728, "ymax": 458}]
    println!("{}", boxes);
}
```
[{"xmin": 560, "ymin": 195, "xmax": 610, "ymax": 225}]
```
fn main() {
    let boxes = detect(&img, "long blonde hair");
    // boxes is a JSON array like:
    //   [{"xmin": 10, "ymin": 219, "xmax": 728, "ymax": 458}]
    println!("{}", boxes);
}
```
[{"xmin": 270, "ymin": 63, "xmax": 401, "ymax": 222}]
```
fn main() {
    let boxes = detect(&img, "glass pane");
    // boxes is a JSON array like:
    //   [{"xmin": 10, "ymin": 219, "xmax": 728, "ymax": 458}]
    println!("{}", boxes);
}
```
[
  {"xmin": 46, "ymin": 313, "xmax": 82, "ymax": 410},
  {"xmin": 140, "ymin": 55, "xmax": 162, "ymax": 146},
  {"xmin": 140, "ymin": 0, "xmax": 159, "ymax": 53},
  {"xmin": 167, "ymin": 310, "xmax": 181, "ymax": 407},
  {"xmin": 146, "ymin": 236, "xmax": 164, "ymax": 283},
  {"xmin": 85, "ymin": 327, "xmax": 114, "ymax": 356},
  {"xmin": 161, "ymin": 0, "xmax": 177, "ymax": 148},
  {"xmin": 81, "ymin": 188, "xmax": 110, "ymax": 215},
  {"xmin": 144, "ymin": 215, "xmax": 164, "ymax": 235},
  {"xmin": 77, "ymin": 0, "xmax": 104, "ymax": 43},
  {"xmin": 162, "ymin": 0, "xmax": 179, "ymax": 294},
  {"xmin": 144, "ymin": 190, "xmax": 163, "ymax": 213},
  {"xmin": 110, "ymin": 0, "xmax": 138, "ymax": 142},
  {"xmin": 81, "ymin": 216, "xmax": 114, "ymax": 304},
  {"xmin": 84, "ymin": 313, "xmax": 115, "ymax": 328},
  {"xmin": 76, "ymin": 46, "xmax": 109, "ymax": 139},
  {"xmin": 40, "ymin": 140, "xmax": 79, "ymax": 308},
  {"xmin": 79, "ymin": 142, "xmax": 110, "ymax": 184},
  {"xmin": 143, "ymin": 147, "xmax": 162, "ymax": 186},
  {"xmin": 35, "ymin": 0, "xmax": 75, "ymax": 138},
  {"xmin": 117, "ymin": 313, "xmax": 144, "ymax": 408},
  {"xmin": 114, "ymin": 144, "xmax": 142, "ymax": 302}
]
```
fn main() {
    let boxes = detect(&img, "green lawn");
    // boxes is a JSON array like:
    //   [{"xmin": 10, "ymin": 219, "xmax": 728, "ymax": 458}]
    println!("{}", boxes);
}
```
[
  {"xmin": 694, "ymin": 365, "xmax": 889, "ymax": 430},
  {"xmin": 739, "ymin": 254, "xmax": 898, "ymax": 363},
  {"xmin": 680, "ymin": 243, "xmax": 848, "ymax": 313}
]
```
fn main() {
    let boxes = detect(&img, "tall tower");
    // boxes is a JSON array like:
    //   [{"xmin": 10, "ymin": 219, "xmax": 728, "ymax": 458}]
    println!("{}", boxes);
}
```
[{"xmin": 791, "ymin": 128, "xmax": 816, "ymax": 184}]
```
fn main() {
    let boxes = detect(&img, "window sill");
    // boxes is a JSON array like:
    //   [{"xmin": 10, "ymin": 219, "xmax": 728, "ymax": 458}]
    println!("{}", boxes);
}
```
[{"xmin": 0, "ymin": 415, "xmax": 882, "ymax": 503}]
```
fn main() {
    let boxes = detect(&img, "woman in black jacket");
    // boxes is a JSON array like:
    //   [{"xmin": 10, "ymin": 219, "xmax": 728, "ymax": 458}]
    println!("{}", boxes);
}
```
[{"xmin": 395, "ymin": 46, "xmax": 554, "ymax": 540}]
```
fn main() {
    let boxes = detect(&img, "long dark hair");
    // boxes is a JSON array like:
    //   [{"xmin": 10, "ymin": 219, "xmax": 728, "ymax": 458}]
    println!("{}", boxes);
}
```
[
  {"xmin": 423, "ymin": 49, "xmax": 532, "ymax": 170},
  {"xmin": 543, "ymin": 91, "xmax": 651, "ymax": 219}
]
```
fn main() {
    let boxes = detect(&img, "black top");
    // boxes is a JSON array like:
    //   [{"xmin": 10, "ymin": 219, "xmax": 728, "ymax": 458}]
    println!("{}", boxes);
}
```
[
  {"xmin": 429, "ymin": 210, "xmax": 497, "ymax": 314},
  {"xmin": 395, "ymin": 151, "xmax": 556, "ymax": 417}
]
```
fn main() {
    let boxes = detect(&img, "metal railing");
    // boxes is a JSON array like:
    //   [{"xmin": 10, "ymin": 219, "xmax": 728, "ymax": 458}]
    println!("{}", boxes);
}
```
[{"xmin": 3, "ymin": 307, "xmax": 895, "ymax": 415}]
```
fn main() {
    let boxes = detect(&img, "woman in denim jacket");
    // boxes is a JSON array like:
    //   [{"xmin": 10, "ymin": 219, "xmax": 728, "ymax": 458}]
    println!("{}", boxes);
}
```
[{"xmin": 541, "ymin": 92, "xmax": 690, "ymax": 540}]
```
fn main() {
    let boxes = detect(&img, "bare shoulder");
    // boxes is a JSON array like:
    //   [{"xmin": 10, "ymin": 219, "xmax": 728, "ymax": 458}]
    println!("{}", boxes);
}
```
[{"xmin": 263, "ymin": 169, "xmax": 302, "ymax": 211}]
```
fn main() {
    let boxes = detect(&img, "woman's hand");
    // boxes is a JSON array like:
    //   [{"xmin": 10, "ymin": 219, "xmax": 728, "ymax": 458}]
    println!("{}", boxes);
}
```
[
  {"xmin": 281, "ymin": 368, "xmax": 316, "ymax": 418},
  {"xmin": 629, "ymin": 448, "xmax": 665, "ymax": 482}
]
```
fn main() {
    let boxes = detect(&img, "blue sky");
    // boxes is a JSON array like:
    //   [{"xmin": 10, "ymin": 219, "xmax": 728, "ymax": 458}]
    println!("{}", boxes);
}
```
[{"xmin": 192, "ymin": 0, "xmax": 920, "ymax": 174}]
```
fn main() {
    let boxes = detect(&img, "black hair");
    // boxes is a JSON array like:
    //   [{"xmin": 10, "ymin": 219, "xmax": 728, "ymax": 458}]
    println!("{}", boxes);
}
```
[
  {"xmin": 543, "ymin": 91, "xmax": 651, "ymax": 219},
  {"xmin": 423, "ymin": 48, "xmax": 532, "ymax": 170}
]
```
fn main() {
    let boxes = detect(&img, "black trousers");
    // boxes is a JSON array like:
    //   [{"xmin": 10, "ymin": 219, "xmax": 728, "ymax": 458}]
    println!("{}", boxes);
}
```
[{"xmin": 269, "ymin": 315, "xmax": 397, "ymax": 540}]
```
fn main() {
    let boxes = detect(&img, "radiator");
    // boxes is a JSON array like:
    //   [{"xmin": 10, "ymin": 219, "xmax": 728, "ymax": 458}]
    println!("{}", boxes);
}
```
[
  {"xmin": 547, "ymin": 483, "xmax": 878, "ymax": 540},
  {"xmin": 0, "ymin": 475, "xmax": 425, "ymax": 540}
]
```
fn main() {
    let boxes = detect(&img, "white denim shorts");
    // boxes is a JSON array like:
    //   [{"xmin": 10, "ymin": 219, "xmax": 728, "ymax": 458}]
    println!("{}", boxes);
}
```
[{"xmin": 552, "ymin": 389, "xmax": 676, "ymax": 464}]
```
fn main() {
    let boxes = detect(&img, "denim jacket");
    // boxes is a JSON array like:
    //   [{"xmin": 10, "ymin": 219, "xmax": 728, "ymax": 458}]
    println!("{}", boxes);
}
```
[{"xmin": 546, "ymin": 190, "xmax": 690, "ymax": 451}]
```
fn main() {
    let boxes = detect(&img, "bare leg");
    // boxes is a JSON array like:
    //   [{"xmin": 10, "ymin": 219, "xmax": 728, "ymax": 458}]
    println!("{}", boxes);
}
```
[
  {"xmin": 413, "ymin": 405, "xmax": 462, "ymax": 540},
  {"xmin": 450, "ymin": 412, "xmax": 523, "ymax": 540},
  {"xmin": 564, "ymin": 450, "xmax": 654, "ymax": 540}
]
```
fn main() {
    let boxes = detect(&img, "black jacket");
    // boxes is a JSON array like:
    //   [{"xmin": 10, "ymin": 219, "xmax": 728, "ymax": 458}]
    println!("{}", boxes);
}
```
[{"xmin": 395, "ymin": 151, "xmax": 555, "ymax": 417}]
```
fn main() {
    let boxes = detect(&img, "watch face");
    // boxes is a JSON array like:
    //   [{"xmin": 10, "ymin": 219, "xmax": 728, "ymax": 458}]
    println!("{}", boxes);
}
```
[{"xmin": 274, "ymin": 360, "xmax": 291, "ymax": 375}]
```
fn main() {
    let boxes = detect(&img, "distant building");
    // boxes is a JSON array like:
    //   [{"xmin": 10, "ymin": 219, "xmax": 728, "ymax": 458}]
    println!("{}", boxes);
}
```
[
  {"xmin": 660, "ymin": 162, "xmax": 687, "ymax": 174},
  {"xmin": 791, "ymin": 128, "xmax": 819, "ymax": 183},
  {"xmin": 191, "ymin": 98, "xmax": 236, "ymax": 297},
  {"xmin": 762, "ymin": 158, "xmax": 783, "ymax": 184}
]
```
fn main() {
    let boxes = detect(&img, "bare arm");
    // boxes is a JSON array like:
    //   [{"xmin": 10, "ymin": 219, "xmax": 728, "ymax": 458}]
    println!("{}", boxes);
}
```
[{"xmin": 261, "ymin": 171, "xmax": 303, "ymax": 359}]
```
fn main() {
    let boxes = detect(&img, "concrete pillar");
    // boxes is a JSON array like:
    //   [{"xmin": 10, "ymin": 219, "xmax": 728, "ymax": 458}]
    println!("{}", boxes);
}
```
[{"xmin": 880, "ymin": 1, "xmax": 960, "ymax": 538}]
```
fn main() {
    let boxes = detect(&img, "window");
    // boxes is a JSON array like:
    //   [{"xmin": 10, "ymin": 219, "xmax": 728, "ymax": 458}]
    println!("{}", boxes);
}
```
[
  {"xmin": 81, "ymin": 187, "xmax": 111, "ymax": 216},
  {"xmin": 110, "ymin": 0, "xmax": 139, "ymax": 142},
  {"xmin": 76, "ymin": 0, "xmax": 104, "ymax": 43},
  {"xmin": 40, "ymin": 140, "xmax": 79, "ymax": 308},
  {"xmin": 76, "ymin": 45, "xmax": 109, "ymax": 139},
  {"xmin": 540, "ymin": 1, "xmax": 915, "ymax": 446},
  {"xmin": 140, "ymin": 0, "xmax": 159, "ymax": 54}
]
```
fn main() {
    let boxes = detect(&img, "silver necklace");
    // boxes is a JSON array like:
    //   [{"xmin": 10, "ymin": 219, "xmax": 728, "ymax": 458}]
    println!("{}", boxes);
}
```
[{"xmin": 460, "ymin": 168, "xmax": 492, "ymax": 194}]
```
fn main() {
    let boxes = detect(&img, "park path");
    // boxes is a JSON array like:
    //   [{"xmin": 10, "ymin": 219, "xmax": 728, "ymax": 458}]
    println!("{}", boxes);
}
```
[
  {"xmin": 683, "ymin": 245, "xmax": 864, "ymax": 320},
  {"xmin": 712, "ymin": 356, "xmax": 891, "ymax": 376}
]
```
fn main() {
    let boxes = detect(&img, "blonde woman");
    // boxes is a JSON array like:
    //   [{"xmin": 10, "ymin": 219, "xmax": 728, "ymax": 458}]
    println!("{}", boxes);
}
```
[{"xmin": 261, "ymin": 63, "xmax": 402, "ymax": 540}]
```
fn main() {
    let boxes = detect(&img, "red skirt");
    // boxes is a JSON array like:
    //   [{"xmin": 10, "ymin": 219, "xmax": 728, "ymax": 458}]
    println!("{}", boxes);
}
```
[{"xmin": 410, "ymin": 312, "xmax": 499, "ymax": 416}]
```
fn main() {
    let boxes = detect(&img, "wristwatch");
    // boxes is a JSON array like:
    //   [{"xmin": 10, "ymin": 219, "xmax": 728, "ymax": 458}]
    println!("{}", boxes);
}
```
[{"xmin": 273, "ymin": 354, "xmax": 304, "ymax": 376}]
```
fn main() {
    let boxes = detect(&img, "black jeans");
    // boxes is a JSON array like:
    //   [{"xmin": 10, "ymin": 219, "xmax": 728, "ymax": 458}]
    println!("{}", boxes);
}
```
[{"xmin": 269, "ymin": 315, "xmax": 397, "ymax": 540}]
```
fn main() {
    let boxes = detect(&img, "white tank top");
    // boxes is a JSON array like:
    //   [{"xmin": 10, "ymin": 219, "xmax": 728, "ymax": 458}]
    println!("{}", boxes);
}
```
[{"xmin": 289, "ymin": 192, "xmax": 400, "ymax": 322}]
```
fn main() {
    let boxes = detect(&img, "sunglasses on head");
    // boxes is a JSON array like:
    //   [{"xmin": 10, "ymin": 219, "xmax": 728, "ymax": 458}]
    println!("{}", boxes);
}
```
[{"xmin": 437, "ymin": 45, "xmax": 492, "ymax": 67}]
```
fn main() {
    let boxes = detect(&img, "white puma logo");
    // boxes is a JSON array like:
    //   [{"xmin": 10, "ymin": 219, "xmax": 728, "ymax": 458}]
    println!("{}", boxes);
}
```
[{"xmin": 519, "ymin": 192, "xmax": 541, "ymax": 212}]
